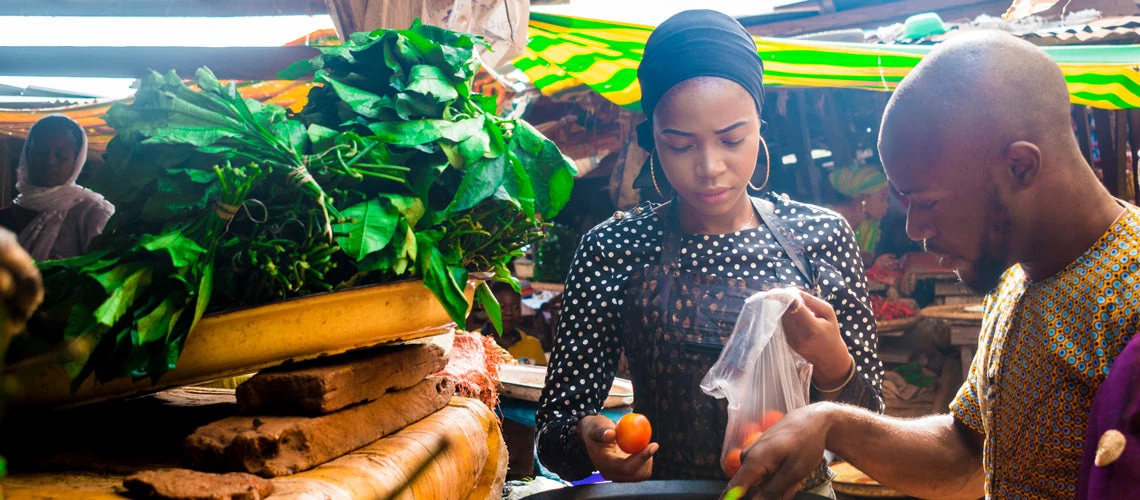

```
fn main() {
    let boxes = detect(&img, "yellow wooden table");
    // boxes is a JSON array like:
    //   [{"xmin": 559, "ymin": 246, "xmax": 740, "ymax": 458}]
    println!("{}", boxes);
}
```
[{"xmin": 4, "ymin": 280, "xmax": 469, "ymax": 408}]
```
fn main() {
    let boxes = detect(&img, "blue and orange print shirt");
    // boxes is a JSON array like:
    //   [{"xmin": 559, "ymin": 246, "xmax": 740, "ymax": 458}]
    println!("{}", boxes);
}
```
[{"xmin": 951, "ymin": 203, "xmax": 1140, "ymax": 498}]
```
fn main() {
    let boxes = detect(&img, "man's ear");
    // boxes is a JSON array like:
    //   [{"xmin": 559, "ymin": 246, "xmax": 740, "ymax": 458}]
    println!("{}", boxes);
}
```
[{"xmin": 1005, "ymin": 141, "xmax": 1042, "ymax": 190}]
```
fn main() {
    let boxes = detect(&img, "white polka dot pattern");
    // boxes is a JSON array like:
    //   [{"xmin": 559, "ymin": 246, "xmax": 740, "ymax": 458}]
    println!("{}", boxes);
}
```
[{"xmin": 535, "ymin": 193, "xmax": 883, "ymax": 480}]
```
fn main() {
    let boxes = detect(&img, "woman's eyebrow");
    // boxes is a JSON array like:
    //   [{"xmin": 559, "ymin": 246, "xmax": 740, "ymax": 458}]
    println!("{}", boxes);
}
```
[
  {"xmin": 714, "ymin": 121, "xmax": 747, "ymax": 134},
  {"xmin": 661, "ymin": 120, "xmax": 749, "ymax": 137}
]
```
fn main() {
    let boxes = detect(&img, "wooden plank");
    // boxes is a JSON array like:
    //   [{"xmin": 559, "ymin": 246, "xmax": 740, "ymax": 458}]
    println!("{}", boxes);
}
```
[
  {"xmin": 1094, "ymin": 108, "xmax": 1120, "ymax": 196},
  {"xmin": 0, "ymin": 387, "xmax": 239, "ymax": 474},
  {"xmin": 270, "ymin": 398, "xmax": 506, "ymax": 499},
  {"xmin": 744, "ymin": 0, "xmax": 1006, "ymax": 36},
  {"xmin": 943, "ymin": 295, "xmax": 983, "ymax": 306},
  {"xmin": 932, "ymin": 355, "xmax": 961, "ymax": 412},
  {"xmin": 186, "ymin": 378, "xmax": 455, "ymax": 477},
  {"xmin": 5, "ymin": 280, "xmax": 467, "ymax": 408},
  {"xmin": 960, "ymin": 345, "xmax": 975, "ymax": 380},
  {"xmin": 0, "ymin": 0, "xmax": 329, "ymax": 17},
  {"xmin": 934, "ymin": 282, "xmax": 972, "ymax": 296},
  {"xmin": 878, "ymin": 345, "xmax": 911, "ymax": 364},
  {"xmin": 1, "ymin": 398, "xmax": 507, "ymax": 500},
  {"xmin": 950, "ymin": 325, "xmax": 980, "ymax": 347},
  {"xmin": 0, "ymin": 46, "xmax": 320, "ymax": 80}
]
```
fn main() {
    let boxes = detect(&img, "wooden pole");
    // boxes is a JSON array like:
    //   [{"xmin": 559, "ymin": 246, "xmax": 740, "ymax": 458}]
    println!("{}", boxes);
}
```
[
  {"xmin": 1115, "ymin": 110, "xmax": 1132, "ymax": 201},
  {"xmin": 1093, "ymin": 109, "xmax": 1119, "ymax": 195},
  {"xmin": 1074, "ymin": 105, "xmax": 1093, "ymax": 166},
  {"xmin": 820, "ymin": 91, "xmax": 854, "ymax": 171},
  {"xmin": 794, "ymin": 91, "xmax": 821, "ymax": 203},
  {"xmin": 0, "ymin": 139, "xmax": 10, "ymax": 208},
  {"xmin": 1129, "ymin": 110, "xmax": 1140, "ymax": 204}
]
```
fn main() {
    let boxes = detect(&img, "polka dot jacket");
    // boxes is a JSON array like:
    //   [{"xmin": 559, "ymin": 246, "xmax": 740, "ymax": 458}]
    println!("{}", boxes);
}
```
[{"xmin": 536, "ymin": 193, "xmax": 885, "ymax": 480}]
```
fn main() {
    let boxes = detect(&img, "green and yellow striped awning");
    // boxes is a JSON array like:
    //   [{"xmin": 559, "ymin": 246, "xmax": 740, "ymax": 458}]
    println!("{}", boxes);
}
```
[{"xmin": 515, "ymin": 12, "xmax": 1140, "ymax": 110}]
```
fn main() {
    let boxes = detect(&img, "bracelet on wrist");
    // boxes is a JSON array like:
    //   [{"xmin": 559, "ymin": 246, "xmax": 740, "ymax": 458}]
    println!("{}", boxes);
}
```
[{"xmin": 812, "ymin": 353, "xmax": 856, "ymax": 394}]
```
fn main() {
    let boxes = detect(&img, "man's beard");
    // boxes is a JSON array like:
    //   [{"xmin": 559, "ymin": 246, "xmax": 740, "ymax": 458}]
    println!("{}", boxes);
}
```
[
  {"xmin": 960, "ymin": 191, "xmax": 1012, "ymax": 296},
  {"xmin": 961, "ymin": 252, "xmax": 1007, "ymax": 297}
]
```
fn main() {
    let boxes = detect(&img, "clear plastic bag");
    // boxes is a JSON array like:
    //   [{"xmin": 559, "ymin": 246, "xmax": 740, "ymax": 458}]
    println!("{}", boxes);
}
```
[{"xmin": 699, "ymin": 287, "xmax": 813, "ymax": 477}]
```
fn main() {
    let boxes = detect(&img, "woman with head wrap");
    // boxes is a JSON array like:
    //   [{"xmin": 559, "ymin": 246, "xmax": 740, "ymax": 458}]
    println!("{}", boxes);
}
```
[
  {"xmin": 536, "ymin": 10, "xmax": 881, "ymax": 492},
  {"xmin": 0, "ymin": 115, "xmax": 114, "ymax": 260},
  {"xmin": 827, "ymin": 164, "xmax": 890, "ymax": 261}
]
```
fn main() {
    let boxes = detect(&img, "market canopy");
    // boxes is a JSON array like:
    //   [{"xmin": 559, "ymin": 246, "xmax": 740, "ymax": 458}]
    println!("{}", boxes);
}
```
[
  {"xmin": 0, "ymin": 79, "xmax": 314, "ymax": 155},
  {"xmin": 6, "ymin": 11, "xmax": 1140, "ymax": 152},
  {"xmin": 514, "ymin": 12, "xmax": 1140, "ymax": 110}
]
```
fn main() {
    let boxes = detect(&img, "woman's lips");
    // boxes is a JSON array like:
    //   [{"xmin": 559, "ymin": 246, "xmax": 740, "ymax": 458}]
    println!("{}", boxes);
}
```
[{"xmin": 696, "ymin": 188, "xmax": 732, "ymax": 205}]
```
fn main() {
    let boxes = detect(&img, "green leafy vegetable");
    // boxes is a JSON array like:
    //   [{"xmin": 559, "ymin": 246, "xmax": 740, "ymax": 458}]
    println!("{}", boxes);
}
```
[{"xmin": 18, "ymin": 20, "xmax": 576, "ymax": 388}]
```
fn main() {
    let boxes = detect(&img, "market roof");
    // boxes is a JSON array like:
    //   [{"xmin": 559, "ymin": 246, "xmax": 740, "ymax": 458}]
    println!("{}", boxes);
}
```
[
  {"xmin": 737, "ymin": 0, "xmax": 1139, "ymax": 36},
  {"xmin": 5, "ymin": 3, "xmax": 1140, "ymax": 152},
  {"xmin": 1022, "ymin": 15, "xmax": 1140, "ymax": 45},
  {"xmin": 515, "ymin": 11, "xmax": 1140, "ymax": 111},
  {"xmin": 0, "ymin": 80, "xmax": 314, "ymax": 155},
  {"xmin": 0, "ymin": 0, "xmax": 327, "ymax": 17}
]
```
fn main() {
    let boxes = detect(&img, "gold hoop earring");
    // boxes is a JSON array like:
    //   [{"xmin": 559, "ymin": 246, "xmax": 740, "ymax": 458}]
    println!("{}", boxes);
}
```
[
  {"xmin": 749, "ymin": 137, "xmax": 771, "ymax": 192},
  {"xmin": 649, "ymin": 149, "xmax": 667, "ymax": 199}
]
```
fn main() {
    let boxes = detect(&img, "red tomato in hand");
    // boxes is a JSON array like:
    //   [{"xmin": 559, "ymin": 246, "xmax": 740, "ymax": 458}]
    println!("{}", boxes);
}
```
[
  {"xmin": 725, "ymin": 448, "xmax": 743, "ymax": 478},
  {"xmin": 760, "ymin": 410, "xmax": 785, "ymax": 431},
  {"xmin": 615, "ymin": 413, "xmax": 652, "ymax": 454}
]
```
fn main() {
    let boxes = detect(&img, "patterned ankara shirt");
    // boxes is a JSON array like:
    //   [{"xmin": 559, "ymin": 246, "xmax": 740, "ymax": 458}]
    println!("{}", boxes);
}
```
[{"xmin": 951, "ymin": 204, "xmax": 1140, "ymax": 498}]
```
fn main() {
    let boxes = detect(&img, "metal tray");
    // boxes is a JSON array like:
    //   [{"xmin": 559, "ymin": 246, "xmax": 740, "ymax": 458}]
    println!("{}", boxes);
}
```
[
  {"xmin": 523, "ymin": 481, "xmax": 830, "ymax": 500},
  {"xmin": 500, "ymin": 364, "xmax": 634, "ymax": 407}
]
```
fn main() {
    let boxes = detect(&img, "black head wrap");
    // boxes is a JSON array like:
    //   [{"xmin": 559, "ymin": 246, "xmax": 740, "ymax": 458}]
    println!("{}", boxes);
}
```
[{"xmin": 633, "ymin": 9, "xmax": 767, "ymax": 192}]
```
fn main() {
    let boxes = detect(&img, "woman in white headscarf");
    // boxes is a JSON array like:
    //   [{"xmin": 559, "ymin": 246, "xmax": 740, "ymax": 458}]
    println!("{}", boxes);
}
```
[{"xmin": 0, "ymin": 114, "xmax": 114, "ymax": 260}]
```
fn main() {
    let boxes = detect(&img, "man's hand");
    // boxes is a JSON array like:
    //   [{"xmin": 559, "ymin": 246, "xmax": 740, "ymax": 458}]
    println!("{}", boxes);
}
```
[
  {"xmin": 725, "ymin": 404, "xmax": 987, "ymax": 500},
  {"xmin": 724, "ymin": 404, "xmax": 833, "ymax": 499},
  {"xmin": 578, "ymin": 414, "xmax": 658, "ymax": 482},
  {"xmin": 0, "ymin": 228, "xmax": 42, "ymax": 337}
]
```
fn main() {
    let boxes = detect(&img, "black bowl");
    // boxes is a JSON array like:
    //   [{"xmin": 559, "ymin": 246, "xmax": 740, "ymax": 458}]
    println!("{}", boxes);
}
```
[
  {"xmin": 521, "ymin": 481, "xmax": 834, "ymax": 500},
  {"xmin": 522, "ymin": 480, "xmax": 726, "ymax": 499}
]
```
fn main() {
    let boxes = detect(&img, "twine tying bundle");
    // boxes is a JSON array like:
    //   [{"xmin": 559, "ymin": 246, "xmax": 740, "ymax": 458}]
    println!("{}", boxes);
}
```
[
  {"xmin": 289, "ymin": 166, "xmax": 315, "ymax": 188},
  {"xmin": 214, "ymin": 202, "xmax": 240, "ymax": 221}
]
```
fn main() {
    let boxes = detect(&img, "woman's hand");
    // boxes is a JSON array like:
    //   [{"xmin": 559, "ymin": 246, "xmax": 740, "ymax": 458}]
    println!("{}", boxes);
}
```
[
  {"xmin": 577, "ymin": 414, "xmax": 658, "ymax": 482},
  {"xmin": 781, "ymin": 291, "xmax": 853, "ymax": 388}
]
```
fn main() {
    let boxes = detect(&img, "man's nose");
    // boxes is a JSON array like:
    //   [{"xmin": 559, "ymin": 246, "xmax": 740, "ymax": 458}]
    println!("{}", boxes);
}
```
[{"xmin": 905, "ymin": 210, "xmax": 936, "ymax": 242}]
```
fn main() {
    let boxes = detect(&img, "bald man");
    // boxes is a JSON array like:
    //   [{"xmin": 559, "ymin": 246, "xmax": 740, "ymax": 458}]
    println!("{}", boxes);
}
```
[{"xmin": 725, "ymin": 32, "xmax": 1140, "ymax": 499}]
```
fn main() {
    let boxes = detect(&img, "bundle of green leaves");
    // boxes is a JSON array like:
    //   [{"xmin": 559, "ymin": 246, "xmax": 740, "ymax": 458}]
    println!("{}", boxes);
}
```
[{"xmin": 20, "ymin": 21, "xmax": 576, "ymax": 388}]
